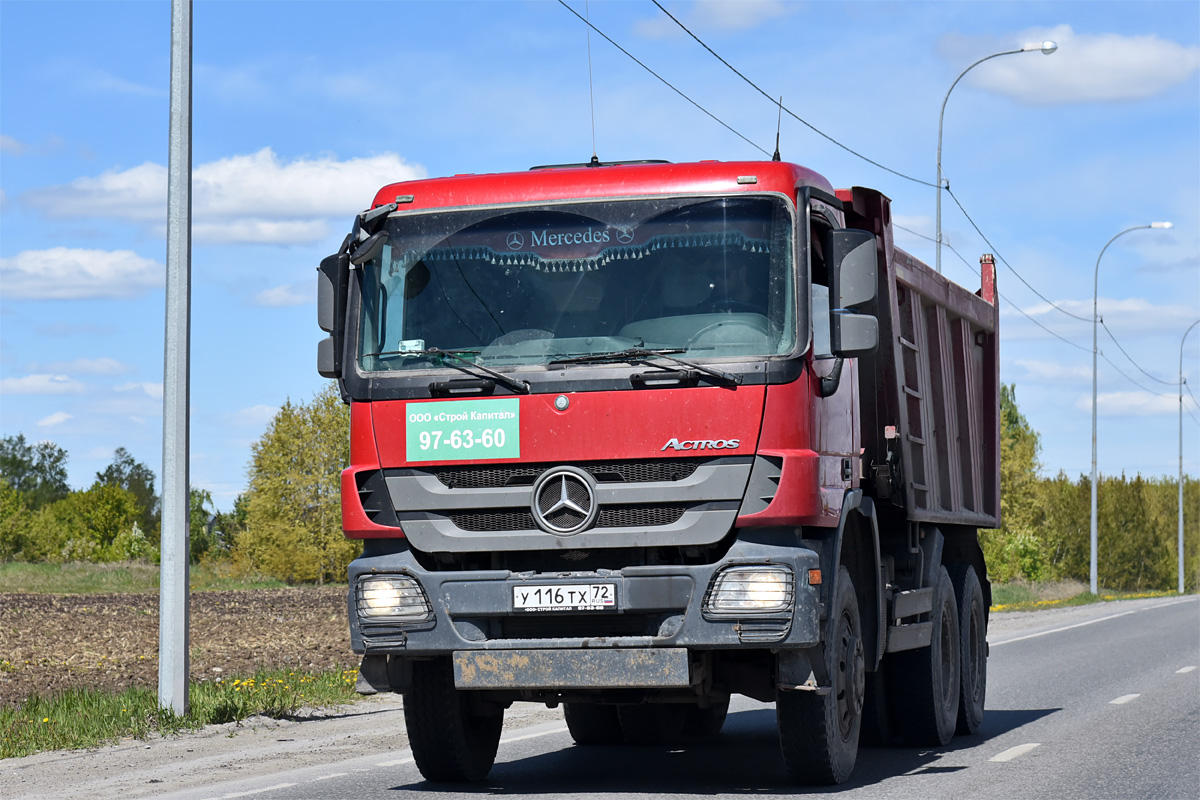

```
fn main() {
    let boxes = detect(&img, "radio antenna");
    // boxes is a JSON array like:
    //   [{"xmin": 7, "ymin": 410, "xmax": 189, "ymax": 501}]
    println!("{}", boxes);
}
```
[
  {"xmin": 586, "ymin": 0, "xmax": 598, "ymax": 162},
  {"xmin": 772, "ymin": 96, "xmax": 782, "ymax": 161}
]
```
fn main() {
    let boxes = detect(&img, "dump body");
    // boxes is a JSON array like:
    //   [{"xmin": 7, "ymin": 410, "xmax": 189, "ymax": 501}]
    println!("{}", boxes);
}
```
[{"xmin": 316, "ymin": 160, "xmax": 999, "ymax": 785}]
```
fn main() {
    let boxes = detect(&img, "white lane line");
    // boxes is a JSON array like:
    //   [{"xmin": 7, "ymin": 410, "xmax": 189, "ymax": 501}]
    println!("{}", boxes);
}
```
[
  {"xmin": 1177, "ymin": 666, "xmax": 1197, "ymax": 674},
  {"xmin": 222, "ymin": 784, "xmax": 297, "ymax": 799},
  {"xmin": 990, "ymin": 743, "xmax": 1041, "ymax": 762},
  {"xmin": 991, "ymin": 596, "xmax": 1200, "ymax": 648},
  {"xmin": 376, "ymin": 725, "xmax": 569, "ymax": 768},
  {"xmin": 312, "ymin": 772, "xmax": 349, "ymax": 781},
  {"xmin": 1110, "ymin": 694, "xmax": 1141, "ymax": 705}
]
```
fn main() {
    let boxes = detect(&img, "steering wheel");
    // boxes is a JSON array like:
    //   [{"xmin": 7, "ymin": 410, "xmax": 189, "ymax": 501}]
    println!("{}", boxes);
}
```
[
  {"xmin": 708, "ymin": 298, "xmax": 765, "ymax": 315},
  {"xmin": 687, "ymin": 317, "xmax": 769, "ymax": 348}
]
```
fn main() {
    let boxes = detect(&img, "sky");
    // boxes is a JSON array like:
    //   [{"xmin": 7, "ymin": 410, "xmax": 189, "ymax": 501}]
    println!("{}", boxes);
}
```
[{"xmin": 1, "ymin": 0, "xmax": 1198, "ymax": 511}]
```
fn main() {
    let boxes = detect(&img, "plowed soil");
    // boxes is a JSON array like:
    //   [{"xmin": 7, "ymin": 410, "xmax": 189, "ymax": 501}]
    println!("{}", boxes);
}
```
[{"xmin": 0, "ymin": 587, "xmax": 354, "ymax": 708}]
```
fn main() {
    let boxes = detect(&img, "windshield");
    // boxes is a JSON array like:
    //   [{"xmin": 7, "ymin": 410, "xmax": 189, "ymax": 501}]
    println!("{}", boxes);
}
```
[{"xmin": 356, "ymin": 195, "xmax": 797, "ymax": 373}]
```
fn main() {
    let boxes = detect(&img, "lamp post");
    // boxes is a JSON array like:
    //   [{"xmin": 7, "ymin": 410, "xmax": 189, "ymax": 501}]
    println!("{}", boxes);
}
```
[
  {"xmin": 936, "ymin": 41, "xmax": 1057, "ymax": 273},
  {"xmin": 1090, "ymin": 222, "xmax": 1173, "ymax": 594},
  {"xmin": 1180, "ymin": 319, "xmax": 1199, "ymax": 594}
]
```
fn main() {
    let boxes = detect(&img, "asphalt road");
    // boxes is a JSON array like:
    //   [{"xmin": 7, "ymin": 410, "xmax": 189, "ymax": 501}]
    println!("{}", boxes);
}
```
[{"xmin": 6, "ymin": 595, "xmax": 1197, "ymax": 800}]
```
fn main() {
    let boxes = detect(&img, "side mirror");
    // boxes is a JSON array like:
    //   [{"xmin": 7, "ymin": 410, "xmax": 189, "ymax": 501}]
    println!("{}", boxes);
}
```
[
  {"xmin": 317, "ymin": 251, "xmax": 350, "ymax": 377},
  {"xmin": 826, "ymin": 229, "xmax": 877, "ymax": 310},
  {"xmin": 825, "ymin": 228, "xmax": 879, "ymax": 357},
  {"xmin": 350, "ymin": 231, "xmax": 388, "ymax": 266}
]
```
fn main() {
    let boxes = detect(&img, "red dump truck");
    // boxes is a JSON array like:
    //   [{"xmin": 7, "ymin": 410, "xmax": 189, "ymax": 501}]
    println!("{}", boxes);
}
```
[{"xmin": 316, "ymin": 159, "xmax": 999, "ymax": 784}]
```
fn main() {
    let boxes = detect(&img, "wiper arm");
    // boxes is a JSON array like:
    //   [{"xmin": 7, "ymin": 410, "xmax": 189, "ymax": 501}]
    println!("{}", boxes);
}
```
[
  {"xmin": 549, "ymin": 348, "xmax": 741, "ymax": 386},
  {"xmin": 364, "ymin": 347, "xmax": 530, "ymax": 394}
]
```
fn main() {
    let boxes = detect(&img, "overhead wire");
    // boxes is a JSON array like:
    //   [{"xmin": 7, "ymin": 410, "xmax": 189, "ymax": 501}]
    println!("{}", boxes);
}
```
[
  {"xmin": 650, "ymin": 0, "xmax": 937, "ymax": 188},
  {"xmin": 1100, "ymin": 320, "xmax": 1181, "ymax": 386},
  {"xmin": 557, "ymin": 1, "xmax": 771, "ymax": 158}
]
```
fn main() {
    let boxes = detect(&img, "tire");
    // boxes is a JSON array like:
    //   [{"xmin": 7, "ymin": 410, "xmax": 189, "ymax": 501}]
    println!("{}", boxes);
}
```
[
  {"xmin": 777, "ymin": 566, "xmax": 864, "ymax": 785},
  {"xmin": 888, "ymin": 566, "xmax": 960, "ymax": 746},
  {"xmin": 858, "ymin": 663, "xmax": 895, "ymax": 746},
  {"xmin": 949, "ymin": 563, "xmax": 987, "ymax": 735},
  {"xmin": 564, "ymin": 702, "xmax": 624, "ymax": 745},
  {"xmin": 617, "ymin": 703, "xmax": 688, "ymax": 745},
  {"xmin": 685, "ymin": 699, "xmax": 730, "ymax": 740},
  {"xmin": 403, "ymin": 657, "xmax": 503, "ymax": 782}
]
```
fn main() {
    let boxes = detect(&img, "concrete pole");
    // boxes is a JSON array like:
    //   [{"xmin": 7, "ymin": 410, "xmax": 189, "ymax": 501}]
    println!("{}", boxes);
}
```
[
  {"xmin": 160, "ymin": 0, "xmax": 192, "ymax": 715},
  {"xmin": 1181, "ymin": 320, "xmax": 1199, "ymax": 594}
]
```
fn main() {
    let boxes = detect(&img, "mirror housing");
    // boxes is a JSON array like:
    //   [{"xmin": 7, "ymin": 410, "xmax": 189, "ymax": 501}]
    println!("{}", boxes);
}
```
[
  {"xmin": 350, "ymin": 231, "xmax": 388, "ymax": 266},
  {"xmin": 830, "ymin": 311, "xmax": 878, "ymax": 357},
  {"xmin": 826, "ymin": 228, "xmax": 877, "ymax": 310},
  {"xmin": 317, "ymin": 251, "xmax": 350, "ymax": 378}
]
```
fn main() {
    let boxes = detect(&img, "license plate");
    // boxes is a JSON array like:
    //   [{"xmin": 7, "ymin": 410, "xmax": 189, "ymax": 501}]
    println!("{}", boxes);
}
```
[{"xmin": 513, "ymin": 583, "xmax": 616, "ymax": 612}]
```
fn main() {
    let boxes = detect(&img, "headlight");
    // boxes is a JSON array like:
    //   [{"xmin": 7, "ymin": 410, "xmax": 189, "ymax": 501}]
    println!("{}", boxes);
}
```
[
  {"xmin": 704, "ymin": 565, "xmax": 794, "ymax": 616},
  {"xmin": 356, "ymin": 575, "xmax": 432, "ymax": 622}
]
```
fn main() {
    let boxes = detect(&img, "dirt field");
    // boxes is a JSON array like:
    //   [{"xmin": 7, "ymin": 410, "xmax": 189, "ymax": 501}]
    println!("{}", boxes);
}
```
[{"xmin": 0, "ymin": 587, "xmax": 354, "ymax": 708}]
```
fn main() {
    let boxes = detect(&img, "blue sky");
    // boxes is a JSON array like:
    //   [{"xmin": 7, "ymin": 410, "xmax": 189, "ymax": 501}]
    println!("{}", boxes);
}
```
[{"xmin": 1, "ymin": 0, "xmax": 1197, "ymax": 510}]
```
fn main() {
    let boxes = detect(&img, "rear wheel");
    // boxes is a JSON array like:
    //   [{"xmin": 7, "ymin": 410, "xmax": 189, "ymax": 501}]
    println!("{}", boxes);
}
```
[
  {"xmin": 777, "ymin": 566, "xmax": 863, "ymax": 784},
  {"xmin": 564, "ymin": 702, "xmax": 624, "ymax": 745},
  {"xmin": 889, "ymin": 566, "xmax": 960, "ymax": 745},
  {"xmin": 404, "ymin": 658, "xmax": 503, "ymax": 782},
  {"xmin": 617, "ymin": 703, "xmax": 688, "ymax": 745},
  {"xmin": 949, "ymin": 563, "xmax": 987, "ymax": 735}
]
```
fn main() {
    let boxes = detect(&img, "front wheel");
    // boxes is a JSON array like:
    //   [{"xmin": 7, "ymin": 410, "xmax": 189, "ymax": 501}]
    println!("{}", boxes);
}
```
[
  {"xmin": 777, "ymin": 565, "xmax": 863, "ymax": 785},
  {"xmin": 564, "ymin": 702, "xmax": 624, "ymax": 745},
  {"xmin": 404, "ymin": 658, "xmax": 503, "ymax": 782}
]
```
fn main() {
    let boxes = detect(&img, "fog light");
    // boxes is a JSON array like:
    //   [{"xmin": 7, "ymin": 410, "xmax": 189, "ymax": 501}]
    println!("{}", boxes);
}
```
[
  {"xmin": 356, "ymin": 575, "xmax": 432, "ymax": 622},
  {"xmin": 704, "ymin": 566, "xmax": 794, "ymax": 616}
]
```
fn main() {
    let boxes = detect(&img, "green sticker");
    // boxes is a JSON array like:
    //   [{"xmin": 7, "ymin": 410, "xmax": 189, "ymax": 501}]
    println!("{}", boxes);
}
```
[{"xmin": 405, "ymin": 398, "xmax": 520, "ymax": 462}]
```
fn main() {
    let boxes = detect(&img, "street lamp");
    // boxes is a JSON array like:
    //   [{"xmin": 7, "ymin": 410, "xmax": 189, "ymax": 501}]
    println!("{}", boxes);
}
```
[
  {"xmin": 936, "ymin": 40, "xmax": 1057, "ymax": 273},
  {"xmin": 1090, "ymin": 222, "xmax": 1173, "ymax": 594},
  {"xmin": 1180, "ymin": 319, "xmax": 1199, "ymax": 594}
]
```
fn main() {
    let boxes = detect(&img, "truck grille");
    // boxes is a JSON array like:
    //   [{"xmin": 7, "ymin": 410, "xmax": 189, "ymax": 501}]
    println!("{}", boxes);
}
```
[
  {"xmin": 495, "ymin": 613, "xmax": 663, "ymax": 640},
  {"xmin": 449, "ymin": 504, "xmax": 690, "ymax": 532},
  {"xmin": 432, "ymin": 459, "xmax": 702, "ymax": 489}
]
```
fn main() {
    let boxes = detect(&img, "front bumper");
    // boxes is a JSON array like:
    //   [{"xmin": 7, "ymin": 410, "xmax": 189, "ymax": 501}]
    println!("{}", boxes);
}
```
[{"xmin": 347, "ymin": 536, "xmax": 824, "ymax": 660}]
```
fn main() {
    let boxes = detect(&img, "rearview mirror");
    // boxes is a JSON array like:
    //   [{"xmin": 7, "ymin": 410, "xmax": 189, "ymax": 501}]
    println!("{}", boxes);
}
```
[
  {"xmin": 826, "ymin": 229, "xmax": 877, "ymax": 310},
  {"xmin": 317, "ymin": 251, "xmax": 350, "ymax": 378}
]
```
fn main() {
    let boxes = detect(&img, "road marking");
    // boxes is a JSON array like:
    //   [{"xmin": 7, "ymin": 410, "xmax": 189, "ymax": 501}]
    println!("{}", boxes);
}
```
[
  {"xmin": 1178, "ymin": 666, "xmax": 1197, "ymax": 674},
  {"xmin": 222, "ymin": 784, "xmax": 297, "ymax": 798},
  {"xmin": 312, "ymin": 772, "xmax": 348, "ymax": 781},
  {"xmin": 1110, "ymin": 694, "xmax": 1141, "ymax": 705},
  {"xmin": 988, "ymin": 597, "xmax": 1198, "ymax": 648},
  {"xmin": 376, "ymin": 756, "xmax": 414, "ymax": 767},
  {"xmin": 990, "ymin": 743, "xmax": 1041, "ymax": 762}
]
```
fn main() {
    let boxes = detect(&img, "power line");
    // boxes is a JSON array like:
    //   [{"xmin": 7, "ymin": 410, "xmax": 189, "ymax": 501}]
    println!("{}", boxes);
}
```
[
  {"xmin": 1099, "ymin": 352, "xmax": 1178, "ymax": 399},
  {"xmin": 1187, "ymin": 379, "xmax": 1199, "ymax": 410},
  {"xmin": 1100, "ymin": 319, "xmax": 1181, "ymax": 386},
  {"xmin": 894, "ymin": 222, "xmax": 1091, "ymax": 354},
  {"xmin": 557, "ymin": 1, "xmax": 771, "ymax": 158},
  {"xmin": 650, "ymin": 0, "xmax": 937, "ymax": 189},
  {"xmin": 945, "ymin": 187, "xmax": 1092, "ymax": 322}
]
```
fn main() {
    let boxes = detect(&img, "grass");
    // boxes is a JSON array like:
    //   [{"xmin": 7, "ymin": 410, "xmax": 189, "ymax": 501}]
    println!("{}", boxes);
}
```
[
  {"xmin": 0, "ymin": 667, "xmax": 361, "ymax": 759},
  {"xmin": 0, "ymin": 561, "xmax": 293, "ymax": 594},
  {"xmin": 990, "ymin": 578, "xmax": 1181, "ymax": 612}
]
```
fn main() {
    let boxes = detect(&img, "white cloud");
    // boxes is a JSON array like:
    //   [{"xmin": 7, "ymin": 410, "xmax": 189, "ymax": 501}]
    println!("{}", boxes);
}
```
[
  {"xmin": 636, "ymin": 1, "xmax": 792, "ymax": 38},
  {"xmin": 943, "ymin": 25, "xmax": 1200, "ymax": 105},
  {"xmin": 30, "ymin": 357, "xmax": 133, "ymax": 376},
  {"xmin": 22, "ymin": 148, "xmax": 427, "ymax": 245},
  {"xmin": 231, "ymin": 404, "xmax": 279, "ymax": 427},
  {"xmin": 116, "ymin": 381, "xmax": 164, "ymax": 400},
  {"xmin": 1077, "ymin": 390, "xmax": 1197, "ymax": 417},
  {"xmin": 1013, "ymin": 297, "xmax": 1197, "ymax": 336},
  {"xmin": 36, "ymin": 412, "xmax": 73, "ymax": 427},
  {"xmin": 1, "ymin": 134, "xmax": 24, "ymax": 154},
  {"xmin": 253, "ymin": 283, "xmax": 310, "ymax": 308},
  {"xmin": 0, "ymin": 374, "xmax": 87, "ymax": 395},
  {"xmin": 0, "ymin": 248, "xmax": 162, "ymax": 300},
  {"xmin": 1015, "ymin": 359, "xmax": 1092, "ymax": 382}
]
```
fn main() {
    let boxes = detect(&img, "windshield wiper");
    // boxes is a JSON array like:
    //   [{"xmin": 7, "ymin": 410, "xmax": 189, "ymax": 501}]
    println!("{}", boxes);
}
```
[
  {"xmin": 363, "ymin": 347, "xmax": 530, "ymax": 394},
  {"xmin": 548, "ymin": 348, "xmax": 741, "ymax": 385}
]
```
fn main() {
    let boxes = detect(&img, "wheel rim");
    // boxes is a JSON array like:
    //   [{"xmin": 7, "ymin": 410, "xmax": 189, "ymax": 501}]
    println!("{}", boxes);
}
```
[
  {"xmin": 835, "ymin": 610, "xmax": 865, "ymax": 740},
  {"xmin": 938, "ymin": 598, "xmax": 955, "ymax": 707}
]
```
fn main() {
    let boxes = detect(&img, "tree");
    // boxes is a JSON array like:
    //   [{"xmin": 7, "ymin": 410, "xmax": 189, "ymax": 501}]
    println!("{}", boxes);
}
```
[
  {"xmin": 0, "ymin": 434, "xmax": 70, "ymax": 509},
  {"xmin": 236, "ymin": 384, "xmax": 358, "ymax": 583},
  {"xmin": 95, "ymin": 447, "xmax": 159, "ymax": 541},
  {"xmin": 981, "ymin": 384, "xmax": 1046, "ymax": 582},
  {"xmin": 189, "ymin": 488, "xmax": 217, "ymax": 563}
]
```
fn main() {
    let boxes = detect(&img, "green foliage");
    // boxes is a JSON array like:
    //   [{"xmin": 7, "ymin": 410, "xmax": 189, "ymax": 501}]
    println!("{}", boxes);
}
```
[
  {"xmin": 0, "ymin": 668, "xmax": 359, "ymax": 758},
  {"xmin": 1, "ymin": 434, "xmax": 70, "ymax": 509},
  {"xmin": 982, "ymin": 384, "xmax": 1047, "ymax": 582},
  {"xmin": 235, "ymin": 383, "xmax": 359, "ymax": 584},
  {"xmin": 95, "ymin": 447, "xmax": 159, "ymax": 544},
  {"xmin": 0, "ymin": 561, "xmax": 290, "ymax": 593}
]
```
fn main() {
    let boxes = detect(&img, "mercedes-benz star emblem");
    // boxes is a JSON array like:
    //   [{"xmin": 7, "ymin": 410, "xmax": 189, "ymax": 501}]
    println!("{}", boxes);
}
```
[
  {"xmin": 506, "ymin": 231, "xmax": 524, "ymax": 251},
  {"xmin": 617, "ymin": 227, "xmax": 634, "ymax": 244},
  {"xmin": 531, "ymin": 467, "xmax": 598, "ymax": 535}
]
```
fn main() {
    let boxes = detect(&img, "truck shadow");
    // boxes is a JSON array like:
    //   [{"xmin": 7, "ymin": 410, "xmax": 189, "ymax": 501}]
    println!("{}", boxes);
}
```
[{"xmin": 391, "ymin": 706, "xmax": 1060, "ymax": 795}]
